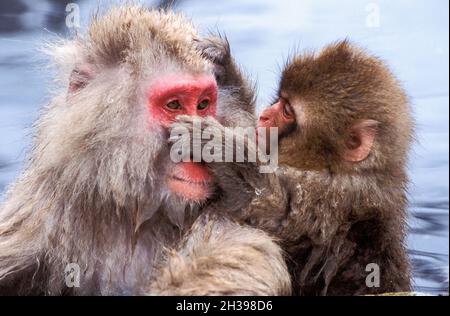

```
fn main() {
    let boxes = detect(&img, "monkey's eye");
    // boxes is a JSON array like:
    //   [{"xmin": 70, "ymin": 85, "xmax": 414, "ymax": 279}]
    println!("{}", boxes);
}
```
[
  {"xmin": 166, "ymin": 100, "xmax": 182, "ymax": 110},
  {"xmin": 197, "ymin": 99, "xmax": 210, "ymax": 111},
  {"xmin": 283, "ymin": 102, "xmax": 294, "ymax": 118}
]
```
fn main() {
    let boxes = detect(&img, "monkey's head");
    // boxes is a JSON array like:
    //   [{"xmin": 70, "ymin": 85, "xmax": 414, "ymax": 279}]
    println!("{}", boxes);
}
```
[
  {"xmin": 259, "ymin": 40, "xmax": 414, "ymax": 174},
  {"xmin": 36, "ymin": 6, "xmax": 218, "ymax": 218}
]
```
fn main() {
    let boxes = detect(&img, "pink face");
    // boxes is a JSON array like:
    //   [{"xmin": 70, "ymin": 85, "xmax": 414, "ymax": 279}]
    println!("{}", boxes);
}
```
[
  {"xmin": 257, "ymin": 97, "xmax": 296, "ymax": 151},
  {"xmin": 147, "ymin": 73, "xmax": 218, "ymax": 202},
  {"xmin": 258, "ymin": 97, "xmax": 296, "ymax": 134},
  {"xmin": 148, "ymin": 74, "xmax": 218, "ymax": 127}
]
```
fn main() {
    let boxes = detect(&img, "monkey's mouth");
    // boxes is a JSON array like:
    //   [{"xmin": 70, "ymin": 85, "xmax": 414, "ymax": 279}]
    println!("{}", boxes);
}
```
[
  {"xmin": 171, "ymin": 175, "xmax": 211, "ymax": 185},
  {"xmin": 168, "ymin": 176, "xmax": 212, "ymax": 202},
  {"xmin": 167, "ymin": 162, "xmax": 213, "ymax": 202}
]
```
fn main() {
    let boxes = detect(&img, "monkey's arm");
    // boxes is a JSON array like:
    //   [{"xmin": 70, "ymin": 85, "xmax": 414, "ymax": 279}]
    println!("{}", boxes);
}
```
[
  {"xmin": 170, "ymin": 116, "xmax": 291, "ymax": 233},
  {"xmin": 148, "ymin": 213, "xmax": 291, "ymax": 296}
]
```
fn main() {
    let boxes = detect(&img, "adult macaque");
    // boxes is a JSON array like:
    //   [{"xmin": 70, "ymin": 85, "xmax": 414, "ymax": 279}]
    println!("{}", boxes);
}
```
[
  {"xmin": 0, "ymin": 6, "xmax": 291, "ymax": 295},
  {"xmin": 173, "ymin": 41, "xmax": 414, "ymax": 295}
]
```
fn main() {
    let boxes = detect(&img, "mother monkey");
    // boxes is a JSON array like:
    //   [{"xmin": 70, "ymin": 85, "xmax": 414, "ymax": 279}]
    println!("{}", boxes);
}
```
[{"xmin": 0, "ymin": 6, "xmax": 290, "ymax": 295}]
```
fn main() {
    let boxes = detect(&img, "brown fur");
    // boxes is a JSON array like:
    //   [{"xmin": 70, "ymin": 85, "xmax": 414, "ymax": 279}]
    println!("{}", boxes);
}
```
[
  {"xmin": 275, "ymin": 41, "xmax": 413, "ymax": 295},
  {"xmin": 278, "ymin": 41, "xmax": 413, "ymax": 176},
  {"xmin": 176, "ymin": 40, "xmax": 414, "ymax": 295},
  {"xmin": 0, "ymin": 5, "xmax": 290, "ymax": 295}
]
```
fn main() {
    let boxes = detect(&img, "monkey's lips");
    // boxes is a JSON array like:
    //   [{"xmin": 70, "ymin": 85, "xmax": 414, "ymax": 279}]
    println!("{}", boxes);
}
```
[{"xmin": 168, "ymin": 162, "xmax": 213, "ymax": 202}]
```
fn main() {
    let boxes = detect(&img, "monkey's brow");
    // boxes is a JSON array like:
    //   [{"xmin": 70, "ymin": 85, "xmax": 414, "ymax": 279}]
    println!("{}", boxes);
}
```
[{"xmin": 151, "ymin": 84, "xmax": 217, "ymax": 98}]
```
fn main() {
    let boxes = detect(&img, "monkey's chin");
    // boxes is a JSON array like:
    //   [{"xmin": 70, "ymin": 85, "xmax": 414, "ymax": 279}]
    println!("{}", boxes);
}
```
[{"xmin": 168, "ymin": 177, "xmax": 212, "ymax": 203}]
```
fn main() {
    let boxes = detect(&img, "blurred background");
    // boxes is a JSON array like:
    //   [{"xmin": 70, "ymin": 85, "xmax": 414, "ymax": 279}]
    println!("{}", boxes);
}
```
[{"xmin": 0, "ymin": 0, "xmax": 448, "ymax": 294}]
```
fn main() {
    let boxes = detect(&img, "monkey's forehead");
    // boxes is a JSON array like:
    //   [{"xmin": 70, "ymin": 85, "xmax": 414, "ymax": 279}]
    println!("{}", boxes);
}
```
[{"xmin": 86, "ymin": 5, "xmax": 211, "ymax": 72}]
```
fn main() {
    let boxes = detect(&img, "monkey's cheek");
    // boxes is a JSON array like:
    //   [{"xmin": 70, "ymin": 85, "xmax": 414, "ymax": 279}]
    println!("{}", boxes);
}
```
[{"xmin": 167, "ymin": 178, "xmax": 212, "ymax": 203}]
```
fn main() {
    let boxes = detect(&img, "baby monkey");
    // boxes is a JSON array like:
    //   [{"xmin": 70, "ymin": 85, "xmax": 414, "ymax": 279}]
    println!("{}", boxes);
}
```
[{"xmin": 172, "ymin": 40, "xmax": 414, "ymax": 295}]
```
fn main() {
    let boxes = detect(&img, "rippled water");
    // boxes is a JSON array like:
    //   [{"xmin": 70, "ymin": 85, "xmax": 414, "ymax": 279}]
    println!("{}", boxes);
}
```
[{"xmin": 0, "ymin": 0, "xmax": 448, "ymax": 295}]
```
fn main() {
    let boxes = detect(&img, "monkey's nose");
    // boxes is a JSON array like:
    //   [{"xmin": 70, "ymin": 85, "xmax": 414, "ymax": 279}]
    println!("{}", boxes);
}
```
[{"xmin": 258, "ymin": 115, "xmax": 274, "ymax": 130}]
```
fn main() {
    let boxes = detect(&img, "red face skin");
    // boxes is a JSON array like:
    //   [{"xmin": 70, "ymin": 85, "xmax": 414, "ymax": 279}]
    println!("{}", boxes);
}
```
[
  {"xmin": 148, "ymin": 73, "xmax": 218, "ymax": 202},
  {"xmin": 258, "ymin": 97, "xmax": 296, "ymax": 149}
]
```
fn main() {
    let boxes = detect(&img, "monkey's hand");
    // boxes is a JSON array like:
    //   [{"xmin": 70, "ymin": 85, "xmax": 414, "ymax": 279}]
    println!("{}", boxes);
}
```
[
  {"xmin": 169, "ymin": 115, "xmax": 260, "ymax": 212},
  {"xmin": 148, "ymin": 213, "xmax": 291, "ymax": 296},
  {"xmin": 195, "ymin": 35, "xmax": 232, "ymax": 86},
  {"xmin": 169, "ymin": 115, "xmax": 286, "ymax": 230},
  {"xmin": 169, "ymin": 115, "xmax": 260, "ymax": 166},
  {"xmin": 195, "ymin": 35, "xmax": 256, "ymax": 111}
]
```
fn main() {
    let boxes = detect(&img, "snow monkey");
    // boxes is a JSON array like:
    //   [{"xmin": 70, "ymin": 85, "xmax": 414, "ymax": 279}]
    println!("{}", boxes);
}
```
[
  {"xmin": 172, "ymin": 40, "xmax": 414, "ymax": 295},
  {"xmin": 0, "ymin": 6, "xmax": 291, "ymax": 295}
]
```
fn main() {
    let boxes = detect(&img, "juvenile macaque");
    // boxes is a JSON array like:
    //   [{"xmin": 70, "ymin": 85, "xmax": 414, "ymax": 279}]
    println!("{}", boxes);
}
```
[
  {"xmin": 0, "ymin": 6, "xmax": 291, "ymax": 295},
  {"xmin": 173, "ymin": 40, "xmax": 414, "ymax": 295}
]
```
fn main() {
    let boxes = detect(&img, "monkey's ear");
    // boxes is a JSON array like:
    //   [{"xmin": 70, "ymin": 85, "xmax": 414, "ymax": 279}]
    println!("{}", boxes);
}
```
[
  {"xmin": 342, "ymin": 119, "xmax": 379, "ymax": 162},
  {"xmin": 68, "ymin": 65, "xmax": 95, "ymax": 93}
]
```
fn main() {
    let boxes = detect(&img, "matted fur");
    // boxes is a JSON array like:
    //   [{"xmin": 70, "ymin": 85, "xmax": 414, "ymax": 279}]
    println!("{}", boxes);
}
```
[{"xmin": 149, "ymin": 213, "xmax": 291, "ymax": 296}]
